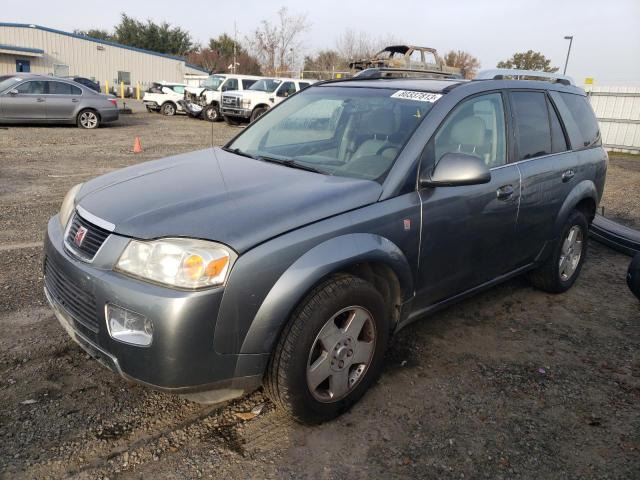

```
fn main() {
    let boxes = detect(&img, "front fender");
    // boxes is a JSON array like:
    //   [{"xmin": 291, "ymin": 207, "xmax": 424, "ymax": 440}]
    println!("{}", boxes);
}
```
[
  {"xmin": 553, "ymin": 179, "xmax": 598, "ymax": 236},
  {"xmin": 238, "ymin": 233, "xmax": 413, "ymax": 354}
]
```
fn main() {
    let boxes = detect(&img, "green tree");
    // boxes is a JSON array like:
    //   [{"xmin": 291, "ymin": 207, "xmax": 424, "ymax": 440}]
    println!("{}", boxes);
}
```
[
  {"xmin": 187, "ymin": 34, "xmax": 262, "ymax": 75},
  {"xmin": 73, "ymin": 29, "xmax": 114, "ymax": 41},
  {"xmin": 497, "ymin": 50, "xmax": 558, "ymax": 72}
]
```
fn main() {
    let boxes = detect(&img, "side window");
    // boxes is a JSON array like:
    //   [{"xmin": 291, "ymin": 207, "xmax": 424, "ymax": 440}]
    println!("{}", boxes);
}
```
[
  {"xmin": 430, "ymin": 93, "xmax": 507, "ymax": 168},
  {"xmin": 222, "ymin": 78, "xmax": 238, "ymax": 91},
  {"xmin": 547, "ymin": 97, "xmax": 568, "ymax": 153},
  {"xmin": 172, "ymin": 86, "xmax": 185, "ymax": 94},
  {"xmin": 277, "ymin": 82, "xmax": 296, "ymax": 97},
  {"xmin": 299, "ymin": 82, "xmax": 311, "ymax": 90},
  {"xmin": 408, "ymin": 50, "xmax": 423, "ymax": 67},
  {"xmin": 241, "ymin": 79, "xmax": 256, "ymax": 89},
  {"xmin": 511, "ymin": 91, "xmax": 551, "ymax": 160},
  {"xmin": 49, "ymin": 81, "xmax": 80, "ymax": 95},
  {"xmin": 556, "ymin": 93, "xmax": 601, "ymax": 148},
  {"xmin": 15, "ymin": 81, "xmax": 46, "ymax": 94}
]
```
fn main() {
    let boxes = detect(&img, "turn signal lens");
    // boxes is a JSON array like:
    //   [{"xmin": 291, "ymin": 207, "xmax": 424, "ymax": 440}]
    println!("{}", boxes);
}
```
[
  {"xmin": 205, "ymin": 256, "xmax": 229, "ymax": 277},
  {"xmin": 183, "ymin": 254, "xmax": 204, "ymax": 280}
]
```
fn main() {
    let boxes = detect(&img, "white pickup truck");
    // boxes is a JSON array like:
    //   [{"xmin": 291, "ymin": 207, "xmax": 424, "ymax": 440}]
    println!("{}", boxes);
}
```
[
  {"xmin": 220, "ymin": 78, "xmax": 314, "ymax": 124},
  {"xmin": 181, "ymin": 74, "xmax": 262, "ymax": 121},
  {"xmin": 142, "ymin": 82, "xmax": 188, "ymax": 115}
]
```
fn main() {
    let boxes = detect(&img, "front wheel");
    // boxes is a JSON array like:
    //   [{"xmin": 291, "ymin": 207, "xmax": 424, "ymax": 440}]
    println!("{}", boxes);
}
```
[
  {"xmin": 264, "ymin": 274, "xmax": 389, "ymax": 424},
  {"xmin": 161, "ymin": 102, "xmax": 176, "ymax": 116},
  {"xmin": 202, "ymin": 105, "xmax": 220, "ymax": 122},
  {"xmin": 250, "ymin": 106, "xmax": 268, "ymax": 123},
  {"xmin": 529, "ymin": 209, "xmax": 589, "ymax": 293},
  {"xmin": 76, "ymin": 109, "xmax": 100, "ymax": 129}
]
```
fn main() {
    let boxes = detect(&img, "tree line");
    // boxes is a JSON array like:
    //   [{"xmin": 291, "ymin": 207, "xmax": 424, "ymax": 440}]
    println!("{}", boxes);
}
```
[{"xmin": 76, "ymin": 10, "xmax": 559, "ymax": 77}]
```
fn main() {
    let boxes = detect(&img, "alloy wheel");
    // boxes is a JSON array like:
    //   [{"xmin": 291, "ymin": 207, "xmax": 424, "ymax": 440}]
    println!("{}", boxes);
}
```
[
  {"xmin": 80, "ymin": 111, "xmax": 98, "ymax": 129},
  {"xmin": 306, "ymin": 306, "xmax": 376, "ymax": 403},
  {"xmin": 559, "ymin": 225, "xmax": 583, "ymax": 281}
]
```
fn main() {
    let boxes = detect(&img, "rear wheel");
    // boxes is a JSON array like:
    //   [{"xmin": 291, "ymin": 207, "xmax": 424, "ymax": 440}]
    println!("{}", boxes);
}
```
[
  {"xmin": 161, "ymin": 102, "xmax": 176, "ymax": 116},
  {"xmin": 529, "ymin": 209, "xmax": 588, "ymax": 293},
  {"xmin": 250, "ymin": 106, "xmax": 268, "ymax": 123},
  {"xmin": 76, "ymin": 109, "xmax": 100, "ymax": 129},
  {"xmin": 265, "ymin": 274, "xmax": 389, "ymax": 424},
  {"xmin": 203, "ymin": 105, "xmax": 220, "ymax": 122}
]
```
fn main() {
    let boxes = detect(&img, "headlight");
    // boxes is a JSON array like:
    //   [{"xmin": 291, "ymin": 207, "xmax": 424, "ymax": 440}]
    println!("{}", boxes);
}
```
[
  {"xmin": 242, "ymin": 98, "xmax": 251, "ymax": 108},
  {"xmin": 115, "ymin": 238, "xmax": 237, "ymax": 289},
  {"xmin": 59, "ymin": 183, "xmax": 83, "ymax": 228}
]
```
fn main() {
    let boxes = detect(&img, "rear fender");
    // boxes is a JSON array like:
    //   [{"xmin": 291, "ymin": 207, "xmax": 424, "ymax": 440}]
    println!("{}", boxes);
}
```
[
  {"xmin": 554, "ymin": 179, "xmax": 598, "ymax": 236},
  {"xmin": 239, "ymin": 233, "xmax": 413, "ymax": 354}
]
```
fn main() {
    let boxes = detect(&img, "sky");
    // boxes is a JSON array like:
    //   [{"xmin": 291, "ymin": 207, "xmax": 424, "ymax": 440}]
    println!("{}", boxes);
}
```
[{"xmin": 4, "ymin": 0, "xmax": 640, "ymax": 85}]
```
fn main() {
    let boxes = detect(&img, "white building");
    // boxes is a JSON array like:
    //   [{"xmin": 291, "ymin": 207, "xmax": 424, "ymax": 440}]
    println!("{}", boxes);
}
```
[{"xmin": 0, "ymin": 23, "xmax": 208, "ymax": 91}]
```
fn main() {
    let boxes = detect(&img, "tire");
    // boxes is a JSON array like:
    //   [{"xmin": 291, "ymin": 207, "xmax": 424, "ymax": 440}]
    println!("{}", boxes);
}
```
[
  {"xmin": 529, "ymin": 209, "xmax": 589, "ymax": 293},
  {"xmin": 250, "ymin": 106, "xmax": 268, "ymax": 123},
  {"xmin": 76, "ymin": 109, "xmax": 100, "ymax": 129},
  {"xmin": 223, "ymin": 115, "xmax": 241, "ymax": 126},
  {"xmin": 264, "ymin": 274, "xmax": 389, "ymax": 424},
  {"xmin": 161, "ymin": 102, "xmax": 176, "ymax": 116},
  {"xmin": 203, "ymin": 105, "xmax": 220, "ymax": 122},
  {"xmin": 145, "ymin": 106, "xmax": 154, "ymax": 113}
]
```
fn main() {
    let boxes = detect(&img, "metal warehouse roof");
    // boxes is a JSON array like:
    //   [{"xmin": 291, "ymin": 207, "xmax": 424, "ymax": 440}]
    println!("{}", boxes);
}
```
[{"xmin": 0, "ymin": 22, "xmax": 208, "ymax": 72}]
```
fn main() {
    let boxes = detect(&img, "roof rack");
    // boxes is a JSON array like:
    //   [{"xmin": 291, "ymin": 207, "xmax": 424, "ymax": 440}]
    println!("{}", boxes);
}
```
[
  {"xmin": 475, "ymin": 69, "xmax": 574, "ymax": 86},
  {"xmin": 354, "ymin": 68, "xmax": 463, "ymax": 80}
]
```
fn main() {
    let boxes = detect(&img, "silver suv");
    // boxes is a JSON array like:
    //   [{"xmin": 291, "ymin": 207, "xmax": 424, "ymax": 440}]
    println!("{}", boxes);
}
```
[{"xmin": 44, "ymin": 68, "xmax": 606, "ymax": 423}]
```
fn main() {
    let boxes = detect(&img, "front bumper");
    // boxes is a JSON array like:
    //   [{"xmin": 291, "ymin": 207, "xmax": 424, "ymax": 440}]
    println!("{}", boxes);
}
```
[
  {"xmin": 143, "ymin": 100, "xmax": 159, "ymax": 109},
  {"xmin": 43, "ymin": 214, "xmax": 267, "ymax": 394},
  {"xmin": 221, "ymin": 106, "xmax": 251, "ymax": 119}
]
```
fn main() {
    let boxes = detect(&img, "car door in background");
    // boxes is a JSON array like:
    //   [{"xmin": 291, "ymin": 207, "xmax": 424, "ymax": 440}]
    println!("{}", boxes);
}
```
[
  {"xmin": 509, "ymin": 90, "xmax": 574, "ymax": 266},
  {"xmin": 46, "ymin": 81, "xmax": 83, "ymax": 120},
  {"xmin": 415, "ymin": 92, "xmax": 522, "ymax": 309},
  {"xmin": 276, "ymin": 81, "xmax": 296, "ymax": 99},
  {"xmin": 1, "ymin": 80, "xmax": 47, "ymax": 120}
]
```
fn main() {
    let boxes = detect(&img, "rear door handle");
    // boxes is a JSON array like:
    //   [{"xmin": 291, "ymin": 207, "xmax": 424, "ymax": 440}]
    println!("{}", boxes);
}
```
[
  {"xmin": 562, "ymin": 169, "xmax": 575, "ymax": 182},
  {"xmin": 36, "ymin": 97, "xmax": 45, "ymax": 103},
  {"xmin": 496, "ymin": 184, "xmax": 514, "ymax": 200},
  {"xmin": 71, "ymin": 98, "xmax": 79, "ymax": 103}
]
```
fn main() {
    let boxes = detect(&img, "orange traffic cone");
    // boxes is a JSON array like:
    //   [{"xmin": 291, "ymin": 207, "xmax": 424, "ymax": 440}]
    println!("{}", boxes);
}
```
[{"xmin": 133, "ymin": 136, "xmax": 143, "ymax": 154}]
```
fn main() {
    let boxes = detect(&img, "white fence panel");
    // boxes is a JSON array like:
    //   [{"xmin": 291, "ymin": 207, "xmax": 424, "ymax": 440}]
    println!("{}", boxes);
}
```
[{"xmin": 586, "ymin": 85, "xmax": 640, "ymax": 154}]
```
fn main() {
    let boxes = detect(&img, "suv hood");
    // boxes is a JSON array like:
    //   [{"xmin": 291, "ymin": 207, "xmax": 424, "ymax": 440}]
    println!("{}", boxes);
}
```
[{"xmin": 76, "ymin": 148, "xmax": 382, "ymax": 253}]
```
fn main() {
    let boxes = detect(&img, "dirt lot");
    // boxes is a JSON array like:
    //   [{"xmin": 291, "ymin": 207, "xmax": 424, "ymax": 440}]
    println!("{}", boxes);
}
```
[{"xmin": 1, "ymin": 102, "xmax": 638, "ymax": 479}]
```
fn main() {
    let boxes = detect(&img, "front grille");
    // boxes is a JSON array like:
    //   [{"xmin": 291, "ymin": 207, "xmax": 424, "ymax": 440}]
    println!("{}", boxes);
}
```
[
  {"xmin": 44, "ymin": 256, "xmax": 99, "ymax": 336},
  {"xmin": 222, "ymin": 96, "xmax": 239, "ymax": 107},
  {"xmin": 65, "ymin": 213, "xmax": 110, "ymax": 261}
]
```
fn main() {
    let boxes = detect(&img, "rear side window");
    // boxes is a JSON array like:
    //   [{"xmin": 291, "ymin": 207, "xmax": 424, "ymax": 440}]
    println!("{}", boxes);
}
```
[
  {"xmin": 511, "ymin": 91, "xmax": 551, "ymax": 160},
  {"xmin": 547, "ymin": 98, "xmax": 568, "ymax": 153},
  {"xmin": 49, "ymin": 81, "xmax": 82, "ymax": 95},
  {"xmin": 241, "ymin": 79, "xmax": 256, "ymax": 89},
  {"xmin": 556, "ymin": 93, "xmax": 601, "ymax": 148}
]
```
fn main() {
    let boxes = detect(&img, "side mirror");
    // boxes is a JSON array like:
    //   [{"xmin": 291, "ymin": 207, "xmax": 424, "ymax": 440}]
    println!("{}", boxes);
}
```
[
  {"xmin": 420, "ymin": 152, "xmax": 491, "ymax": 188},
  {"xmin": 8, "ymin": 89, "xmax": 18, "ymax": 96}
]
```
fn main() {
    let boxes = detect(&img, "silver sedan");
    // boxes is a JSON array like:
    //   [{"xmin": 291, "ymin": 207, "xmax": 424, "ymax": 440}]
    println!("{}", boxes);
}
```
[{"xmin": 0, "ymin": 73, "xmax": 119, "ymax": 129}]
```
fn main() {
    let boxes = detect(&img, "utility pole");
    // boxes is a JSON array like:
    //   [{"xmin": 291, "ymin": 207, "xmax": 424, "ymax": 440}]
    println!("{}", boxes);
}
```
[
  {"xmin": 563, "ymin": 35, "xmax": 573, "ymax": 75},
  {"xmin": 233, "ymin": 21, "xmax": 237, "ymax": 74}
]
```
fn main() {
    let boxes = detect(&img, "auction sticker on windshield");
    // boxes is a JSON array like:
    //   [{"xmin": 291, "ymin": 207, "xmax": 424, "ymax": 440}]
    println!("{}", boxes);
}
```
[{"xmin": 391, "ymin": 90, "xmax": 442, "ymax": 102}]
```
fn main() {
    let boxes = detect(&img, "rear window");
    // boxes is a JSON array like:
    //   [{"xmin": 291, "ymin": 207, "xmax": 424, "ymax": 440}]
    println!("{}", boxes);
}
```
[
  {"xmin": 556, "ymin": 93, "xmax": 601, "ymax": 148},
  {"xmin": 511, "ymin": 91, "xmax": 551, "ymax": 160}
]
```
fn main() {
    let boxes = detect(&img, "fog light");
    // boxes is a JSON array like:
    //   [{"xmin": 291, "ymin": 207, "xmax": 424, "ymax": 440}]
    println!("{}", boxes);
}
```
[{"xmin": 106, "ymin": 304, "xmax": 153, "ymax": 346}]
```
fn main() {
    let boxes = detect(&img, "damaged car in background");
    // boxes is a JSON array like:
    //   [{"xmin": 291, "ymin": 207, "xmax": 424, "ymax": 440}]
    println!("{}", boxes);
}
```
[
  {"xmin": 350, "ymin": 45, "xmax": 461, "ymax": 77},
  {"xmin": 179, "ymin": 74, "xmax": 262, "ymax": 121},
  {"xmin": 142, "ymin": 82, "xmax": 188, "ymax": 116}
]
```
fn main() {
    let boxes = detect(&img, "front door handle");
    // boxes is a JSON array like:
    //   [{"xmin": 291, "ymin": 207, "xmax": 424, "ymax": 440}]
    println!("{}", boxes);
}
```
[
  {"xmin": 71, "ymin": 98, "xmax": 79, "ymax": 103},
  {"xmin": 562, "ymin": 169, "xmax": 575, "ymax": 182},
  {"xmin": 36, "ymin": 97, "xmax": 45, "ymax": 103},
  {"xmin": 496, "ymin": 184, "xmax": 514, "ymax": 200}
]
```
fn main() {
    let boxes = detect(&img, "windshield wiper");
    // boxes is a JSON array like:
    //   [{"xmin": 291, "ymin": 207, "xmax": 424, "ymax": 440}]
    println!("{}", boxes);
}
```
[
  {"xmin": 222, "ymin": 147, "xmax": 328, "ymax": 175},
  {"xmin": 258, "ymin": 156, "xmax": 328, "ymax": 174}
]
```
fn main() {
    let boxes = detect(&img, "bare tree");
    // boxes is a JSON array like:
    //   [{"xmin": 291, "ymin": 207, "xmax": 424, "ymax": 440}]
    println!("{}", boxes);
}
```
[
  {"xmin": 336, "ymin": 30, "xmax": 377, "ymax": 62},
  {"xmin": 443, "ymin": 50, "xmax": 481, "ymax": 79},
  {"xmin": 247, "ymin": 7, "xmax": 309, "ymax": 75}
]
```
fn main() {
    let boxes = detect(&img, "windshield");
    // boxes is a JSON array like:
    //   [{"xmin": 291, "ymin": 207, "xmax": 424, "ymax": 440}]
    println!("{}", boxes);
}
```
[
  {"xmin": 0, "ymin": 76, "xmax": 23, "ymax": 93},
  {"xmin": 202, "ymin": 75, "xmax": 226, "ymax": 90},
  {"xmin": 249, "ymin": 79, "xmax": 282, "ymax": 93},
  {"xmin": 228, "ymin": 86, "xmax": 438, "ymax": 182}
]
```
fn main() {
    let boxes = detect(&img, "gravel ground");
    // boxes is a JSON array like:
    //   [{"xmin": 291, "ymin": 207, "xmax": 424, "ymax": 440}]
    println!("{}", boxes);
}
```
[{"xmin": 0, "ymin": 103, "xmax": 638, "ymax": 479}]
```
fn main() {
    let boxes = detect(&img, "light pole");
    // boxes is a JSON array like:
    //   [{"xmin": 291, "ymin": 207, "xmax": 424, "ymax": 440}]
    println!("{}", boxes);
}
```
[{"xmin": 563, "ymin": 35, "xmax": 573, "ymax": 75}]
